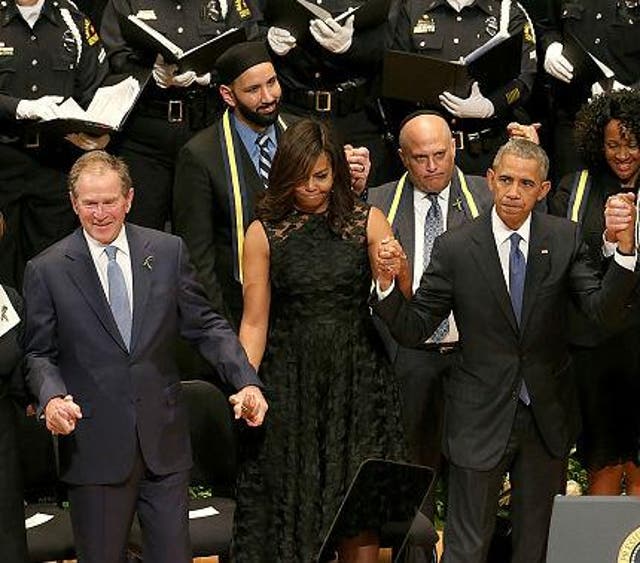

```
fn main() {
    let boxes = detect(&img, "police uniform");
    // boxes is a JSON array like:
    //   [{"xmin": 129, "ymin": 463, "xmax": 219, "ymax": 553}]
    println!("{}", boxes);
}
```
[
  {"xmin": 390, "ymin": 0, "xmax": 537, "ymax": 175},
  {"xmin": 100, "ymin": 0, "xmax": 260, "ymax": 230},
  {"xmin": 0, "ymin": 0, "xmax": 107, "ymax": 287},
  {"xmin": 538, "ymin": 0, "xmax": 640, "ymax": 181},
  {"xmin": 263, "ymin": 0, "xmax": 395, "ymax": 185}
]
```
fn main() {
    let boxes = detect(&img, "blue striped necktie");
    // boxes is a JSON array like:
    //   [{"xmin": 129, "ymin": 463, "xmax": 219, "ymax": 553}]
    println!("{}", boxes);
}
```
[
  {"xmin": 105, "ymin": 245, "xmax": 131, "ymax": 350},
  {"xmin": 256, "ymin": 133, "xmax": 272, "ymax": 188}
]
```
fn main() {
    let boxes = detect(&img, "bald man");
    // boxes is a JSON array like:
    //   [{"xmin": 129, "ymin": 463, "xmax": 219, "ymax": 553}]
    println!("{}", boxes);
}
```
[{"xmin": 368, "ymin": 112, "xmax": 492, "ymax": 534}]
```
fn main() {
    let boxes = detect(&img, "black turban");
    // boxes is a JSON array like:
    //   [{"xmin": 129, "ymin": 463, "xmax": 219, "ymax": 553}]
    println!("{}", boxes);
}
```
[{"xmin": 216, "ymin": 41, "xmax": 272, "ymax": 84}]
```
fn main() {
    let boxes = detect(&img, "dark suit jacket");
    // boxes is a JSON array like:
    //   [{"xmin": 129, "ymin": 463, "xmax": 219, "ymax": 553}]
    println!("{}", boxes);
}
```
[
  {"xmin": 367, "ymin": 169, "xmax": 493, "ymax": 358},
  {"xmin": 173, "ymin": 112, "xmax": 290, "ymax": 328},
  {"xmin": 373, "ymin": 211, "xmax": 638, "ymax": 470},
  {"xmin": 23, "ymin": 224, "xmax": 261, "ymax": 485}
]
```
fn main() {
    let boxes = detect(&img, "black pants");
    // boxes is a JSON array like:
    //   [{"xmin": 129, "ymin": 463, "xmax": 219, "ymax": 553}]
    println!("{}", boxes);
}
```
[{"xmin": 0, "ymin": 143, "xmax": 77, "ymax": 288}]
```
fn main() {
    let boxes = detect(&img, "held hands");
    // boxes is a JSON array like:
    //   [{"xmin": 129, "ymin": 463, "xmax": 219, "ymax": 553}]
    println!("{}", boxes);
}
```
[
  {"xmin": 309, "ymin": 15, "xmax": 354, "ymax": 54},
  {"xmin": 507, "ymin": 122, "xmax": 541, "ymax": 145},
  {"xmin": 267, "ymin": 26, "xmax": 297, "ymax": 56},
  {"xmin": 344, "ymin": 144, "xmax": 370, "ymax": 196},
  {"xmin": 375, "ymin": 237, "xmax": 408, "ymax": 292},
  {"xmin": 544, "ymin": 42, "xmax": 573, "ymax": 83},
  {"xmin": 229, "ymin": 385, "xmax": 268, "ymax": 427},
  {"xmin": 15, "ymin": 95, "xmax": 64, "ymax": 121},
  {"xmin": 439, "ymin": 82, "xmax": 494, "ymax": 119},
  {"xmin": 45, "ymin": 395, "xmax": 83, "ymax": 436},
  {"xmin": 604, "ymin": 192, "xmax": 637, "ymax": 254}
]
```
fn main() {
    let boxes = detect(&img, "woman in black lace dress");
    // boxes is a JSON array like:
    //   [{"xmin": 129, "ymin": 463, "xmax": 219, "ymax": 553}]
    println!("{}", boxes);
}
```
[{"xmin": 233, "ymin": 119, "xmax": 409, "ymax": 562}]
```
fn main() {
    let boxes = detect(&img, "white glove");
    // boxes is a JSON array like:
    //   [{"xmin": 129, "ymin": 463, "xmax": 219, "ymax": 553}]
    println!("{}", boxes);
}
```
[
  {"xmin": 611, "ymin": 80, "xmax": 631, "ymax": 92},
  {"xmin": 15, "ymin": 95, "xmax": 63, "ymax": 120},
  {"xmin": 544, "ymin": 42, "xmax": 573, "ymax": 83},
  {"xmin": 439, "ymin": 82, "xmax": 495, "ymax": 119},
  {"xmin": 171, "ymin": 70, "xmax": 197, "ymax": 88},
  {"xmin": 65, "ymin": 132, "xmax": 111, "ymax": 151},
  {"xmin": 590, "ymin": 79, "xmax": 631, "ymax": 100},
  {"xmin": 309, "ymin": 15, "xmax": 354, "ymax": 54},
  {"xmin": 194, "ymin": 72, "xmax": 211, "ymax": 86},
  {"xmin": 267, "ymin": 26, "xmax": 297, "ymax": 56},
  {"xmin": 153, "ymin": 55, "xmax": 179, "ymax": 89}
]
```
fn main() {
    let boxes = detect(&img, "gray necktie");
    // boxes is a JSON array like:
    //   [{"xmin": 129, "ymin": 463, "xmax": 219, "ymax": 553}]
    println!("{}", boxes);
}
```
[
  {"xmin": 256, "ymin": 133, "xmax": 272, "ymax": 188},
  {"xmin": 508, "ymin": 233, "xmax": 530, "ymax": 405},
  {"xmin": 424, "ymin": 193, "xmax": 449, "ymax": 342},
  {"xmin": 105, "ymin": 245, "xmax": 131, "ymax": 350}
]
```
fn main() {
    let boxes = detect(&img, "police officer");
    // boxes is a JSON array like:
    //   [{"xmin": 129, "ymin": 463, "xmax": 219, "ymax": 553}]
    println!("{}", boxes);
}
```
[
  {"xmin": 262, "ymin": 0, "xmax": 395, "ymax": 185},
  {"xmin": 538, "ymin": 0, "xmax": 640, "ymax": 182},
  {"xmin": 390, "ymin": 0, "xmax": 537, "ymax": 176},
  {"xmin": 0, "ymin": 0, "xmax": 108, "ymax": 287},
  {"xmin": 99, "ymin": 0, "xmax": 261, "ymax": 230}
]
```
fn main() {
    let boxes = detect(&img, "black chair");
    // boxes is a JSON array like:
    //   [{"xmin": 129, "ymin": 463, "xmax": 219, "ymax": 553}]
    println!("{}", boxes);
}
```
[
  {"xmin": 15, "ymin": 403, "xmax": 76, "ymax": 563},
  {"xmin": 128, "ymin": 379, "xmax": 238, "ymax": 562}
]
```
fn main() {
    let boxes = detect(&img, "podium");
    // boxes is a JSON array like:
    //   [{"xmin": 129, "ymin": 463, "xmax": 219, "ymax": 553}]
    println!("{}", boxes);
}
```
[{"xmin": 546, "ymin": 495, "xmax": 640, "ymax": 563}]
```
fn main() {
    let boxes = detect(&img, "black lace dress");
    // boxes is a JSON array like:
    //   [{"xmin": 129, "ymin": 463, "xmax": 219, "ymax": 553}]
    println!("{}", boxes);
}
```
[{"xmin": 233, "ymin": 201, "xmax": 406, "ymax": 562}]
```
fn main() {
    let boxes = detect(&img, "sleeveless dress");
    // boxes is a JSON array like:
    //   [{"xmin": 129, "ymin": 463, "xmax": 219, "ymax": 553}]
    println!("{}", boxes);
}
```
[{"xmin": 233, "ymin": 201, "xmax": 406, "ymax": 562}]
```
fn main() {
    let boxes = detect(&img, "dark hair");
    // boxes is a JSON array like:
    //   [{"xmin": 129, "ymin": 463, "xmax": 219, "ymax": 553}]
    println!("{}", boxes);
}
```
[
  {"xmin": 575, "ymin": 89, "xmax": 640, "ymax": 171},
  {"xmin": 255, "ymin": 119, "xmax": 354, "ymax": 231},
  {"xmin": 68, "ymin": 150, "xmax": 132, "ymax": 197}
]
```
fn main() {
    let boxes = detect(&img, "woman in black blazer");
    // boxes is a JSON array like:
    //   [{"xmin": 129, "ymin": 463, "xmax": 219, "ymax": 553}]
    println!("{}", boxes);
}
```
[{"xmin": 0, "ymin": 211, "xmax": 28, "ymax": 562}]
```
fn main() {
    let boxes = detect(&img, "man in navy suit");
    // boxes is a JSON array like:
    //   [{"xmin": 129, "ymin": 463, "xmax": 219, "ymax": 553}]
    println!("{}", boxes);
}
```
[
  {"xmin": 23, "ymin": 150, "xmax": 268, "ymax": 563},
  {"xmin": 374, "ymin": 139, "xmax": 639, "ymax": 563}
]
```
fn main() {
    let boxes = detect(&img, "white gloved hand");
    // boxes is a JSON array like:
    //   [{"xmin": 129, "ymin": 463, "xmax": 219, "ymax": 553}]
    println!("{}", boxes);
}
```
[
  {"xmin": 309, "ymin": 15, "xmax": 354, "ymax": 54},
  {"xmin": 171, "ymin": 70, "xmax": 197, "ymax": 88},
  {"xmin": 15, "ymin": 95, "xmax": 63, "ymax": 120},
  {"xmin": 152, "ymin": 54, "xmax": 179, "ymax": 89},
  {"xmin": 267, "ymin": 26, "xmax": 297, "ymax": 56},
  {"xmin": 611, "ymin": 80, "xmax": 631, "ymax": 92},
  {"xmin": 590, "ymin": 81, "xmax": 605, "ymax": 98},
  {"xmin": 544, "ymin": 41, "xmax": 573, "ymax": 83},
  {"xmin": 439, "ymin": 82, "xmax": 495, "ymax": 119},
  {"xmin": 65, "ymin": 132, "xmax": 111, "ymax": 151},
  {"xmin": 194, "ymin": 72, "xmax": 211, "ymax": 86}
]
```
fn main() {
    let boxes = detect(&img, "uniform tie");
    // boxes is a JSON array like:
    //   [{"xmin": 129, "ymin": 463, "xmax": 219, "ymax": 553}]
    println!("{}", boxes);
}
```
[
  {"xmin": 256, "ymin": 133, "xmax": 272, "ymax": 188},
  {"xmin": 509, "ymin": 233, "xmax": 530, "ymax": 405},
  {"xmin": 424, "ymin": 193, "xmax": 449, "ymax": 342},
  {"xmin": 105, "ymin": 245, "xmax": 131, "ymax": 350}
]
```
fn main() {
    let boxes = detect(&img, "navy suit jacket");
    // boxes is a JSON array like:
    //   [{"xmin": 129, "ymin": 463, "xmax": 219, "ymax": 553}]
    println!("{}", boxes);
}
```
[{"xmin": 24, "ymin": 224, "xmax": 261, "ymax": 485}]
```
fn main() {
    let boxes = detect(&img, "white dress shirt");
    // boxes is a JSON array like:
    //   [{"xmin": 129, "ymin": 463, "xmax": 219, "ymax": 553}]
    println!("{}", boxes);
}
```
[{"xmin": 84, "ymin": 227, "xmax": 134, "ymax": 310}]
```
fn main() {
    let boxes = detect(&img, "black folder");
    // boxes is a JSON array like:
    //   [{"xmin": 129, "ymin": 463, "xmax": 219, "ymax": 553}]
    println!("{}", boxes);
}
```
[
  {"xmin": 119, "ymin": 16, "xmax": 246, "ymax": 74},
  {"xmin": 264, "ymin": 0, "xmax": 390, "ymax": 42},
  {"xmin": 316, "ymin": 459, "xmax": 435, "ymax": 563},
  {"xmin": 383, "ymin": 32, "xmax": 523, "ymax": 107},
  {"xmin": 560, "ymin": 31, "xmax": 610, "ymax": 89},
  {"xmin": 31, "ymin": 71, "xmax": 151, "ymax": 136}
]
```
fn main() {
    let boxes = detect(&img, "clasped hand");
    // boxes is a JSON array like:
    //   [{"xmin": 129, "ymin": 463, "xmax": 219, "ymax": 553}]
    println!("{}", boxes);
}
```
[
  {"xmin": 45, "ymin": 395, "xmax": 83, "ymax": 436},
  {"xmin": 375, "ymin": 237, "xmax": 407, "ymax": 291},
  {"xmin": 344, "ymin": 144, "xmax": 370, "ymax": 195},
  {"xmin": 604, "ymin": 192, "xmax": 637, "ymax": 254},
  {"xmin": 228, "ymin": 385, "xmax": 268, "ymax": 427}
]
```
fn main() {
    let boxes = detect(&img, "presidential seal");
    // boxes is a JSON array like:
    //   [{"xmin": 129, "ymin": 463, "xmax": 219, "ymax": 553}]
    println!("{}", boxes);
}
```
[{"xmin": 618, "ymin": 526, "xmax": 640, "ymax": 563}]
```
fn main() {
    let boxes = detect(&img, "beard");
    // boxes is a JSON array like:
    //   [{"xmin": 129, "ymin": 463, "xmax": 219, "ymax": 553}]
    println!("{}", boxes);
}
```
[{"xmin": 235, "ymin": 98, "xmax": 281, "ymax": 128}]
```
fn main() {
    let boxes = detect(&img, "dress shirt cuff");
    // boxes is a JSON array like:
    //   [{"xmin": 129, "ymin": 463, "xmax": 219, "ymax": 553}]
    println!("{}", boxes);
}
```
[
  {"xmin": 613, "ymin": 249, "xmax": 637, "ymax": 270},
  {"xmin": 602, "ymin": 234, "xmax": 617, "ymax": 258},
  {"xmin": 375, "ymin": 279, "xmax": 395, "ymax": 300}
]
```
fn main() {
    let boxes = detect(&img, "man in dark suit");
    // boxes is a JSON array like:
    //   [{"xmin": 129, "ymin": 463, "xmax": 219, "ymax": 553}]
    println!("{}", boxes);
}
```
[
  {"xmin": 373, "ymin": 138, "xmax": 638, "ymax": 563},
  {"xmin": 368, "ymin": 112, "xmax": 492, "ymax": 516},
  {"xmin": 23, "ymin": 150, "xmax": 268, "ymax": 563},
  {"xmin": 173, "ymin": 41, "xmax": 370, "ymax": 328}
]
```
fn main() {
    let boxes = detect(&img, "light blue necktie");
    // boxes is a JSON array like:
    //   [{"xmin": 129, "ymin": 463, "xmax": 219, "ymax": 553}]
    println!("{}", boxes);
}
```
[
  {"xmin": 256, "ymin": 133, "xmax": 272, "ymax": 188},
  {"xmin": 105, "ymin": 245, "xmax": 131, "ymax": 350},
  {"xmin": 424, "ymin": 193, "xmax": 449, "ymax": 342},
  {"xmin": 508, "ymin": 233, "xmax": 530, "ymax": 405}
]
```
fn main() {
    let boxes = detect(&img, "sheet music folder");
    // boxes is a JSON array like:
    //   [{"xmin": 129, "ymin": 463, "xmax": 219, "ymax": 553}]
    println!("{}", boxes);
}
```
[
  {"xmin": 31, "ymin": 71, "xmax": 151, "ymax": 137},
  {"xmin": 264, "ymin": 0, "xmax": 390, "ymax": 41},
  {"xmin": 316, "ymin": 459, "xmax": 435, "ymax": 563},
  {"xmin": 120, "ymin": 16, "xmax": 246, "ymax": 74},
  {"xmin": 560, "ymin": 31, "xmax": 610, "ymax": 89},
  {"xmin": 383, "ymin": 32, "xmax": 523, "ymax": 106}
]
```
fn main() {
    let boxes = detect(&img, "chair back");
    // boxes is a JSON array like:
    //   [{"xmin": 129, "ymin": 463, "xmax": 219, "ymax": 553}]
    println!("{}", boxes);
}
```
[{"xmin": 183, "ymin": 379, "xmax": 238, "ymax": 497}]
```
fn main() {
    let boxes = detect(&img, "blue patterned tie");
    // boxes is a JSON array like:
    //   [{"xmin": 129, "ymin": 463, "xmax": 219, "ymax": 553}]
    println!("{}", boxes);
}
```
[
  {"xmin": 256, "ymin": 133, "xmax": 272, "ymax": 188},
  {"xmin": 105, "ymin": 245, "xmax": 131, "ymax": 350},
  {"xmin": 424, "ymin": 193, "xmax": 449, "ymax": 342},
  {"xmin": 508, "ymin": 233, "xmax": 530, "ymax": 405}
]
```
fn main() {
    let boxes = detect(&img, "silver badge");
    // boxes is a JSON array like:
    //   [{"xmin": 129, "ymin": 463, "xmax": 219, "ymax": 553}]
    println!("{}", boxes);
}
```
[
  {"xmin": 62, "ymin": 29, "xmax": 76, "ymax": 53},
  {"xmin": 204, "ymin": 0, "xmax": 221, "ymax": 22},
  {"xmin": 485, "ymin": 16, "xmax": 498, "ymax": 37}
]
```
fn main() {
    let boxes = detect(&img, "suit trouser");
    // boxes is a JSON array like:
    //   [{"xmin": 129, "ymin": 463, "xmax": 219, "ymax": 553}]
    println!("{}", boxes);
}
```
[
  {"xmin": 442, "ymin": 403, "xmax": 566, "ymax": 563},
  {"xmin": 67, "ymin": 441, "xmax": 190, "ymax": 563}
]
